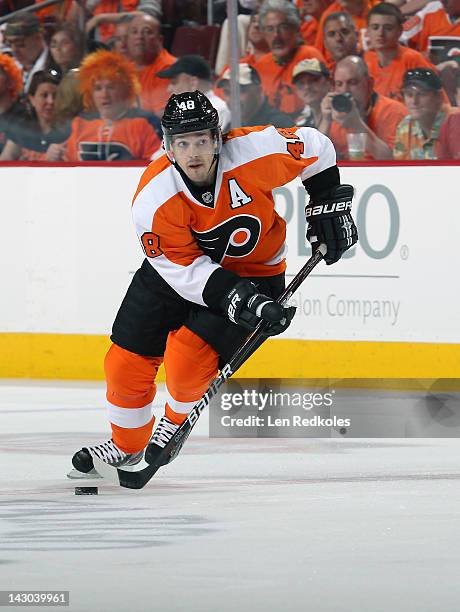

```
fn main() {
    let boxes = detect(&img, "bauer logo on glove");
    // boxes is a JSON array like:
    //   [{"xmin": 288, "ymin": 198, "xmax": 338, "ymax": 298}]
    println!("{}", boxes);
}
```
[
  {"xmin": 305, "ymin": 198, "xmax": 353, "ymax": 218},
  {"xmin": 305, "ymin": 184, "xmax": 358, "ymax": 266}
]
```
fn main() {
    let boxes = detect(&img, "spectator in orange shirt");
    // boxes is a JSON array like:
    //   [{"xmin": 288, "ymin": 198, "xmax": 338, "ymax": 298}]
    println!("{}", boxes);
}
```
[
  {"xmin": 323, "ymin": 55, "xmax": 407, "ymax": 159},
  {"xmin": 255, "ymin": 0, "xmax": 327, "ymax": 116},
  {"xmin": 125, "ymin": 13, "xmax": 175, "ymax": 116},
  {"xmin": 64, "ymin": 50, "xmax": 161, "ymax": 161},
  {"xmin": 401, "ymin": 0, "xmax": 460, "ymax": 53},
  {"xmin": 297, "ymin": 0, "xmax": 331, "ymax": 46},
  {"xmin": 323, "ymin": 11, "xmax": 360, "ymax": 72},
  {"xmin": 316, "ymin": 0, "xmax": 371, "ymax": 59},
  {"xmin": 365, "ymin": 3, "xmax": 436, "ymax": 101}
]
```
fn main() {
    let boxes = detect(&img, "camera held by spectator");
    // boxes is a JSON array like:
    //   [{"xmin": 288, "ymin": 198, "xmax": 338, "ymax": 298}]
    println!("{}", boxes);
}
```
[
  {"xmin": 323, "ymin": 55, "xmax": 407, "ymax": 160},
  {"xmin": 331, "ymin": 91, "xmax": 353, "ymax": 113}
]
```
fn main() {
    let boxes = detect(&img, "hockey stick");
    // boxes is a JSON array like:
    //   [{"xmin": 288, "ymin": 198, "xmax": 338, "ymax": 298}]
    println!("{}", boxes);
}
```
[{"xmin": 94, "ymin": 244, "xmax": 327, "ymax": 489}]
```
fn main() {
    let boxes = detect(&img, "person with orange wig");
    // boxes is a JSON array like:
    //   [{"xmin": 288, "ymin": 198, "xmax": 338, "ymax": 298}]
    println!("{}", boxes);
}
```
[
  {"xmin": 0, "ymin": 53, "xmax": 27, "ymax": 155},
  {"xmin": 64, "ymin": 50, "xmax": 161, "ymax": 162}
]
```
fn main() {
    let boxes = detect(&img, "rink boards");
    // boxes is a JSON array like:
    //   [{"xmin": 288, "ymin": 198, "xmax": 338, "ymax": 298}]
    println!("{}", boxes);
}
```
[{"xmin": 1, "ymin": 162, "xmax": 459, "ymax": 379}]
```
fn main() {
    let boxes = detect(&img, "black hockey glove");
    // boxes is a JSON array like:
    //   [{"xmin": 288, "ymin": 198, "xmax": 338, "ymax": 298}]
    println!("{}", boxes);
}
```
[
  {"xmin": 305, "ymin": 184, "xmax": 358, "ymax": 265},
  {"xmin": 221, "ymin": 280, "xmax": 296, "ymax": 336}
]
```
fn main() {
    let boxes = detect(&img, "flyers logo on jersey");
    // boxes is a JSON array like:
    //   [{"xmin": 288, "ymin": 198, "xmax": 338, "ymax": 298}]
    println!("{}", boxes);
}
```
[
  {"xmin": 79, "ymin": 142, "xmax": 134, "ymax": 161},
  {"xmin": 192, "ymin": 215, "xmax": 261, "ymax": 264}
]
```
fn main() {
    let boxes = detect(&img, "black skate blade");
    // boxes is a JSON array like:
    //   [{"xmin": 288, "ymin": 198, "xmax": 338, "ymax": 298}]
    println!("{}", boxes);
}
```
[{"xmin": 93, "ymin": 456, "xmax": 163, "ymax": 489}]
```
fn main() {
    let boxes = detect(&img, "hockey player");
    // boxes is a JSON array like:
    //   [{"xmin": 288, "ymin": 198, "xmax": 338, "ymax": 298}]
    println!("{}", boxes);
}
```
[{"xmin": 69, "ymin": 90, "xmax": 357, "ymax": 478}]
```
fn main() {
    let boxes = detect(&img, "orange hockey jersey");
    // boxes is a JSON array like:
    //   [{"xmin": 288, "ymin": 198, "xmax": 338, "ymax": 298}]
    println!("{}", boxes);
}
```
[
  {"xmin": 131, "ymin": 125, "xmax": 336, "ymax": 306},
  {"xmin": 401, "ymin": 0, "xmax": 460, "ymax": 52},
  {"xmin": 66, "ymin": 109, "xmax": 161, "ymax": 161}
]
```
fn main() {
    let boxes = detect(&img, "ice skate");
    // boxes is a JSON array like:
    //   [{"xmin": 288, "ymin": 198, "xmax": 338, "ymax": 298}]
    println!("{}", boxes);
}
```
[
  {"xmin": 144, "ymin": 416, "xmax": 180, "ymax": 464},
  {"xmin": 68, "ymin": 439, "xmax": 144, "ymax": 479}
]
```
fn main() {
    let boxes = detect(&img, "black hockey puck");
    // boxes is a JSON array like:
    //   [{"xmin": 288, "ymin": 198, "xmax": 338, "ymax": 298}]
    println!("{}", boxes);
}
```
[{"xmin": 75, "ymin": 486, "xmax": 98, "ymax": 495}]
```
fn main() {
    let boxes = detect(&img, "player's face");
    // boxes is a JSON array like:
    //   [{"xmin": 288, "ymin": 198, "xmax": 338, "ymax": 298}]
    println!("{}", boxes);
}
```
[
  {"xmin": 294, "ymin": 73, "xmax": 330, "ymax": 106},
  {"xmin": 50, "ymin": 31, "xmax": 78, "ymax": 70},
  {"xmin": 28, "ymin": 82, "xmax": 57, "ymax": 124},
  {"xmin": 262, "ymin": 11, "xmax": 299, "ymax": 61},
  {"xmin": 171, "ymin": 130, "xmax": 217, "ymax": 186},
  {"xmin": 402, "ymin": 86, "xmax": 442, "ymax": 121},
  {"xmin": 92, "ymin": 79, "xmax": 128, "ymax": 120},
  {"xmin": 367, "ymin": 15, "xmax": 402, "ymax": 50},
  {"xmin": 324, "ymin": 17, "xmax": 357, "ymax": 61},
  {"xmin": 334, "ymin": 64, "xmax": 371, "ymax": 110}
]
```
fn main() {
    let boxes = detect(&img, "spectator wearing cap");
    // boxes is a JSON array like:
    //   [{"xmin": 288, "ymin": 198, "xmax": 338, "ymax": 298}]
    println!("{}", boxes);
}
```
[
  {"xmin": 255, "ymin": 0, "xmax": 326, "ymax": 116},
  {"xmin": 3, "ymin": 13, "xmax": 49, "ymax": 93},
  {"xmin": 322, "ymin": 12, "xmax": 359, "ymax": 73},
  {"xmin": 292, "ymin": 58, "xmax": 331, "ymax": 129},
  {"xmin": 0, "ymin": 69, "xmax": 67, "ymax": 161},
  {"xmin": 0, "ymin": 53, "xmax": 27, "ymax": 155},
  {"xmin": 218, "ymin": 63, "xmax": 293, "ymax": 127},
  {"xmin": 323, "ymin": 55, "xmax": 407, "ymax": 159},
  {"xmin": 394, "ymin": 68, "xmax": 450, "ymax": 159},
  {"xmin": 125, "ymin": 13, "xmax": 175, "ymax": 115},
  {"xmin": 315, "ymin": 0, "xmax": 370, "ymax": 60},
  {"xmin": 437, "ymin": 72, "xmax": 460, "ymax": 158},
  {"xmin": 157, "ymin": 55, "xmax": 231, "ymax": 131},
  {"xmin": 364, "ymin": 3, "xmax": 436, "ymax": 102}
]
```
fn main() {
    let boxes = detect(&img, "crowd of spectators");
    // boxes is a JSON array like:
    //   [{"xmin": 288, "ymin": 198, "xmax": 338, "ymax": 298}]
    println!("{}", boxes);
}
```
[{"xmin": 0, "ymin": 0, "xmax": 459, "ymax": 161}]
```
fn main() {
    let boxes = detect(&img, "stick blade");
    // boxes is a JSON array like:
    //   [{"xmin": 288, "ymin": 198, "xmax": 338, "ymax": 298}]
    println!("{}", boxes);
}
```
[{"xmin": 92, "ymin": 456, "xmax": 161, "ymax": 490}]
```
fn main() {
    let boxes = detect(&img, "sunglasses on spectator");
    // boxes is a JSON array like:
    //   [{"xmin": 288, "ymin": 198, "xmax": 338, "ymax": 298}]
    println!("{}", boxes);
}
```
[{"xmin": 405, "ymin": 69, "xmax": 435, "ymax": 79}]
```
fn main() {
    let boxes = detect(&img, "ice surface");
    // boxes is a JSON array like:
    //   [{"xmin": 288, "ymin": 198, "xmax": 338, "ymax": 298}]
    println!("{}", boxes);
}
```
[{"xmin": 1, "ymin": 381, "xmax": 460, "ymax": 612}]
